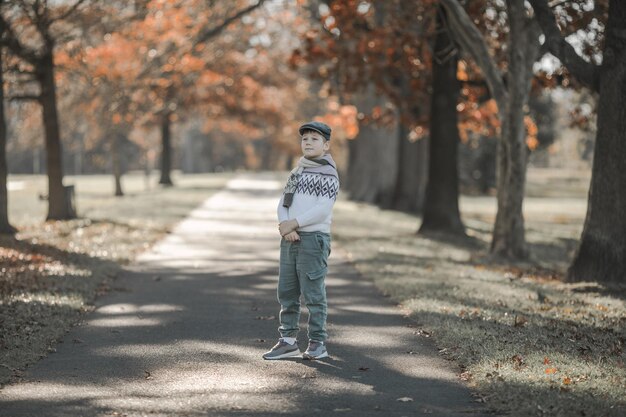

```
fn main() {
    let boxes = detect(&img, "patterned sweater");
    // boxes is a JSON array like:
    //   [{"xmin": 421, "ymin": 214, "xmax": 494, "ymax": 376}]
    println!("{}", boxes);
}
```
[{"xmin": 277, "ymin": 154, "xmax": 340, "ymax": 233}]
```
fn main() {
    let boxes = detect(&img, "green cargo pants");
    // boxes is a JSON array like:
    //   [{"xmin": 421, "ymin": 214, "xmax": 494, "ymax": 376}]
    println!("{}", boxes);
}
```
[{"xmin": 277, "ymin": 231, "xmax": 331, "ymax": 342}]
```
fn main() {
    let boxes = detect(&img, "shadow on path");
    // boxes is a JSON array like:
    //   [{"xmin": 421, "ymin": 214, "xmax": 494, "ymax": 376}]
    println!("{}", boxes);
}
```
[{"xmin": 0, "ymin": 174, "xmax": 492, "ymax": 417}]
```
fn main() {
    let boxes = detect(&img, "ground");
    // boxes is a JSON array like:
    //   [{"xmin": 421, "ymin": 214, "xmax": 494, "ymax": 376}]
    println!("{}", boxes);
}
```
[
  {"xmin": 1, "ymin": 168, "xmax": 624, "ymax": 417},
  {"xmin": 0, "ymin": 171, "xmax": 233, "ymax": 385},
  {"xmin": 332, "ymin": 167, "xmax": 625, "ymax": 416}
]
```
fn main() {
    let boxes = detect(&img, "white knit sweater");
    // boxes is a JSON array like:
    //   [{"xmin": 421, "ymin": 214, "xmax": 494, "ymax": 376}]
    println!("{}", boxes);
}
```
[{"xmin": 277, "ymin": 169, "xmax": 340, "ymax": 233}]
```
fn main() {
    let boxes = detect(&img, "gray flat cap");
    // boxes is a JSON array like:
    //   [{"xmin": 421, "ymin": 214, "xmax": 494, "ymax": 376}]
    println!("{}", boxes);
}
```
[{"xmin": 299, "ymin": 121, "xmax": 332, "ymax": 141}]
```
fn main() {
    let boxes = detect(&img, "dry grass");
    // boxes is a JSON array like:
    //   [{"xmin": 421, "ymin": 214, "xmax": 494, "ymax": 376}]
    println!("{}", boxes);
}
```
[
  {"xmin": 332, "ymin": 169, "xmax": 626, "ymax": 417},
  {"xmin": 0, "ymin": 171, "xmax": 233, "ymax": 386},
  {"xmin": 2, "ymin": 168, "xmax": 624, "ymax": 416}
]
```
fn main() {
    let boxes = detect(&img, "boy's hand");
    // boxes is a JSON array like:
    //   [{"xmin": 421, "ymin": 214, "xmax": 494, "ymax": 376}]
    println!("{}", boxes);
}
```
[
  {"xmin": 279, "ymin": 219, "xmax": 299, "ymax": 237},
  {"xmin": 283, "ymin": 231, "xmax": 300, "ymax": 242}
]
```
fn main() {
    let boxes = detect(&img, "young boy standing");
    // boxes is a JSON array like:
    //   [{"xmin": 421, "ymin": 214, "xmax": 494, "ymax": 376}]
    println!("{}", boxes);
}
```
[{"xmin": 263, "ymin": 121, "xmax": 339, "ymax": 360}]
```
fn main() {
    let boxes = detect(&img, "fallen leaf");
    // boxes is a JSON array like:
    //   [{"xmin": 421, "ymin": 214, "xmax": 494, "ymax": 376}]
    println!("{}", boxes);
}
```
[
  {"xmin": 543, "ymin": 357, "xmax": 551, "ymax": 365},
  {"xmin": 514, "ymin": 314, "xmax": 528, "ymax": 327},
  {"xmin": 545, "ymin": 367, "xmax": 558, "ymax": 374},
  {"xmin": 255, "ymin": 315, "xmax": 276, "ymax": 320},
  {"xmin": 358, "ymin": 367, "xmax": 370, "ymax": 371},
  {"xmin": 511, "ymin": 354, "xmax": 525, "ymax": 370},
  {"xmin": 396, "ymin": 397, "xmax": 414, "ymax": 402},
  {"xmin": 144, "ymin": 371, "xmax": 153, "ymax": 380},
  {"xmin": 562, "ymin": 377, "xmax": 572, "ymax": 385},
  {"xmin": 460, "ymin": 371, "xmax": 472, "ymax": 381}
]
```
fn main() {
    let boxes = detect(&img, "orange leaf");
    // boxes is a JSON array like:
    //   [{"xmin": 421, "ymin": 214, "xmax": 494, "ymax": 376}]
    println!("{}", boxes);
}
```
[
  {"xmin": 562, "ymin": 377, "xmax": 572, "ymax": 385},
  {"xmin": 545, "ymin": 367, "xmax": 558, "ymax": 374},
  {"xmin": 543, "ymin": 357, "xmax": 551, "ymax": 365}
]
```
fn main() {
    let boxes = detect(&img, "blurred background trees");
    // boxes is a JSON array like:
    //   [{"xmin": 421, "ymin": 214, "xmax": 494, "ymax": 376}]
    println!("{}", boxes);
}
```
[{"xmin": 0, "ymin": 0, "xmax": 621, "ymax": 283}]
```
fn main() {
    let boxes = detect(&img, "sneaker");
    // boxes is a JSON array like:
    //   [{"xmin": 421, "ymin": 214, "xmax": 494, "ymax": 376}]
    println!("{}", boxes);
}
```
[
  {"xmin": 262, "ymin": 338, "xmax": 301, "ymax": 360},
  {"xmin": 303, "ymin": 340, "xmax": 328, "ymax": 360}
]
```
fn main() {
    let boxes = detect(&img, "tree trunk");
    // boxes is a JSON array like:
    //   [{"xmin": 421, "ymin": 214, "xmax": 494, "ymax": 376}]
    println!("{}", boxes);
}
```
[
  {"xmin": 0, "ymin": 47, "xmax": 16, "ymax": 234},
  {"xmin": 112, "ymin": 132, "xmax": 124, "ymax": 197},
  {"xmin": 419, "ymin": 8, "xmax": 465, "ymax": 235},
  {"xmin": 388, "ymin": 122, "xmax": 428, "ymax": 213},
  {"xmin": 39, "ymin": 52, "xmax": 74, "ymax": 220},
  {"xmin": 346, "ymin": 87, "xmax": 398, "ymax": 206},
  {"xmin": 158, "ymin": 112, "xmax": 174, "ymax": 186},
  {"xmin": 490, "ymin": 1, "xmax": 540, "ymax": 258},
  {"xmin": 568, "ymin": 0, "xmax": 626, "ymax": 282}
]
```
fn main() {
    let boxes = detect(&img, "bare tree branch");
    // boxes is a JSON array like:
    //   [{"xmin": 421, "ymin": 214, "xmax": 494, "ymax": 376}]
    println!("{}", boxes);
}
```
[
  {"xmin": 130, "ymin": 0, "xmax": 268, "ymax": 89},
  {"xmin": 439, "ymin": 0, "xmax": 508, "ymax": 111},
  {"xmin": 194, "ymin": 0, "xmax": 267, "ymax": 46},
  {"xmin": 527, "ymin": 0, "xmax": 601, "ymax": 91},
  {"xmin": 16, "ymin": 1, "xmax": 37, "ymax": 27},
  {"xmin": 0, "ymin": 14, "xmax": 41, "ymax": 64},
  {"xmin": 53, "ymin": 0, "xmax": 89, "ymax": 23},
  {"xmin": 9, "ymin": 75, "xmax": 37, "ymax": 85},
  {"xmin": 9, "ymin": 94, "xmax": 42, "ymax": 101}
]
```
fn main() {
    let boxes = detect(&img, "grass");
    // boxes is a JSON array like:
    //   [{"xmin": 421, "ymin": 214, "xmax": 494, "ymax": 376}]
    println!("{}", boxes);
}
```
[
  {"xmin": 0, "ymin": 171, "xmax": 233, "ymax": 386},
  {"xmin": 332, "ymin": 168, "xmax": 626, "ymax": 417},
  {"xmin": 2, "ymin": 167, "xmax": 624, "ymax": 416}
]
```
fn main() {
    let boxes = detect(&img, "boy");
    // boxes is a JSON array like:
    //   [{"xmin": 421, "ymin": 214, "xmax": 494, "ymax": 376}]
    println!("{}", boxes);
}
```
[{"xmin": 263, "ymin": 121, "xmax": 339, "ymax": 360}]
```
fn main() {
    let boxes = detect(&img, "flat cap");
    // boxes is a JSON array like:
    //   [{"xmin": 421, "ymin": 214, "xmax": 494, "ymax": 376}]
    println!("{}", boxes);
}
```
[{"xmin": 299, "ymin": 121, "xmax": 332, "ymax": 141}]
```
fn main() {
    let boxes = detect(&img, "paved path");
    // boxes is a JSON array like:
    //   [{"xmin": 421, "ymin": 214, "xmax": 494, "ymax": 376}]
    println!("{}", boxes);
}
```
[{"xmin": 0, "ymin": 174, "xmax": 490, "ymax": 417}]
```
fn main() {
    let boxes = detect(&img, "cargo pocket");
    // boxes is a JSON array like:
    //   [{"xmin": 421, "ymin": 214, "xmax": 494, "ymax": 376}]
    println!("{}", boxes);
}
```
[{"xmin": 306, "ymin": 267, "xmax": 327, "ymax": 281}]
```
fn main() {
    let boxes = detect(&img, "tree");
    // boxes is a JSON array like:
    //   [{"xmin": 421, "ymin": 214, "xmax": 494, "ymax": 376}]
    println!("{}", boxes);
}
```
[
  {"xmin": 62, "ymin": 0, "xmax": 274, "ymax": 189},
  {"xmin": 0, "ymin": 0, "xmax": 95, "ymax": 220},
  {"xmin": 528, "ymin": 0, "xmax": 624, "ymax": 283},
  {"xmin": 441, "ymin": 0, "xmax": 543, "ymax": 259},
  {"xmin": 0, "ymin": 35, "xmax": 16, "ymax": 234},
  {"xmin": 138, "ymin": 0, "xmax": 268, "ymax": 186},
  {"xmin": 297, "ymin": 1, "xmax": 435, "ymax": 210},
  {"xmin": 419, "ymin": 6, "xmax": 464, "ymax": 235},
  {"xmin": 345, "ymin": 86, "xmax": 399, "ymax": 206}
]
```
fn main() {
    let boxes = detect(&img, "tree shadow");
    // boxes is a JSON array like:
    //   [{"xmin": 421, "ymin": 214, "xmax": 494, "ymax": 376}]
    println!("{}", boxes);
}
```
[{"xmin": 0, "ymin": 256, "xmax": 492, "ymax": 417}]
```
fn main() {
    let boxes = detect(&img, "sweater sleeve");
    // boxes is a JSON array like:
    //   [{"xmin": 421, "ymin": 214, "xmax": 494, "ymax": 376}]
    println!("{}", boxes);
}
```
[
  {"xmin": 277, "ymin": 194, "xmax": 289, "ymax": 223},
  {"xmin": 294, "ymin": 197, "xmax": 336, "ymax": 228}
]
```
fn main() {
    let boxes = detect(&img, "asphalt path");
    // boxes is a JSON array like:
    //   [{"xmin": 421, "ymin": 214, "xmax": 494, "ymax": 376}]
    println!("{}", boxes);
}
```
[{"xmin": 0, "ymin": 173, "xmax": 491, "ymax": 417}]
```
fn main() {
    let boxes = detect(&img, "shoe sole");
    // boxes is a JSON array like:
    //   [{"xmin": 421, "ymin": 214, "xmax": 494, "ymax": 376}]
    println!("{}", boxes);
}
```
[
  {"xmin": 263, "ymin": 349, "xmax": 302, "ymax": 360},
  {"xmin": 303, "ymin": 351, "xmax": 329, "ymax": 360}
]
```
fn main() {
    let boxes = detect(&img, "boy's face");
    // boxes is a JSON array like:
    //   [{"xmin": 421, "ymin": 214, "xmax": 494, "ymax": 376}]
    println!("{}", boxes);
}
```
[{"xmin": 301, "ymin": 130, "xmax": 329, "ymax": 159}]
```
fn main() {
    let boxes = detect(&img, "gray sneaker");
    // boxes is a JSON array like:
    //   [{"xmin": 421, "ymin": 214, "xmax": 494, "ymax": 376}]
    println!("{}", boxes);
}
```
[
  {"xmin": 303, "ymin": 340, "xmax": 328, "ymax": 360},
  {"xmin": 262, "ymin": 338, "xmax": 301, "ymax": 360}
]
